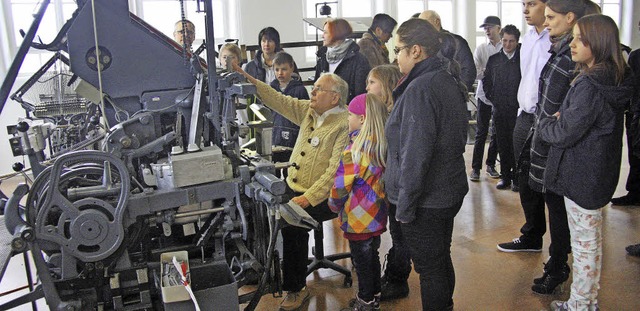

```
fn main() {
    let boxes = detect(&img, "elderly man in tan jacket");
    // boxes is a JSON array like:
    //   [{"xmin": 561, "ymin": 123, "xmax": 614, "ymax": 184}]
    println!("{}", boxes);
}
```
[{"xmin": 235, "ymin": 63, "xmax": 349, "ymax": 310}]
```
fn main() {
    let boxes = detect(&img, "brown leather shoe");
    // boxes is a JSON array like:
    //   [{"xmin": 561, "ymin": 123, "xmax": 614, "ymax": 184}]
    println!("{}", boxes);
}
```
[{"xmin": 279, "ymin": 287, "xmax": 310, "ymax": 311}]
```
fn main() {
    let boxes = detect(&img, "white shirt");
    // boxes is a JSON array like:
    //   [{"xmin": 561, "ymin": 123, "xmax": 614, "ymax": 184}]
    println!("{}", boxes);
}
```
[
  {"xmin": 262, "ymin": 54, "xmax": 276, "ymax": 84},
  {"xmin": 313, "ymin": 105, "xmax": 346, "ymax": 128},
  {"xmin": 517, "ymin": 27, "xmax": 551, "ymax": 115},
  {"xmin": 474, "ymin": 40, "xmax": 502, "ymax": 104},
  {"xmin": 504, "ymin": 49, "xmax": 515, "ymax": 60},
  {"xmin": 329, "ymin": 59, "xmax": 343, "ymax": 74}
]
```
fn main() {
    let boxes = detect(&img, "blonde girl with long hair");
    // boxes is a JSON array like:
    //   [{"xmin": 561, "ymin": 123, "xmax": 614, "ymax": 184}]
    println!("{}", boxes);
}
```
[
  {"xmin": 366, "ymin": 64, "xmax": 402, "ymax": 112},
  {"xmin": 329, "ymin": 93, "xmax": 389, "ymax": 310}
]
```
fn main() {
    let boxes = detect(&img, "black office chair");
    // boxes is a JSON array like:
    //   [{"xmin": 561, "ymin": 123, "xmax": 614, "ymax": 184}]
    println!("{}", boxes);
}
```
[{"xmin": 306, "ymin": 221, "xmax": 352, "ymax": 287}]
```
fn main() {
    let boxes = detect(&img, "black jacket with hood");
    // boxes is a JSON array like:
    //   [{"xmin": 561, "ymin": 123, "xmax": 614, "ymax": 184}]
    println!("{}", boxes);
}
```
[
  {"xmin": 384, "ymin": 56, "xmax": 469, "ymax": 223},
  {"xmin": 539, "ymin": 68, "xmax": 635, "ymax": 209}
]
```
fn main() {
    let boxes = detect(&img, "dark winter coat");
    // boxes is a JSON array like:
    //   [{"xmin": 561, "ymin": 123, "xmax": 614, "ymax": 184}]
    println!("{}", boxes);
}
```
[
  {"xmin": 384, "ymin": 57, "xmax": 469, "ymax": 223},
  {"xmin": 441, "ymin": 29, "xmax": 476, "ymax": 90},
  {"xmin": 529, "ymin": 35, "xmax": 576, "ymax": 193},
  {"xmin": 539, "ymin": 69, "xmax": 635, "ymax": 209},
  {"xmin": 483, "ymin": 46, "xmax": 521, "ymax": 116},
  {"xmin": 627, "ymin": 49, "xmax": 640, "ymax": 156},
  {"xmin": 269, "ymin": 77, "xmax": 309, "ymax": 148},
  {"xmin": 315, "ymin": 41, "xmax": 371, "ymax": 103}
]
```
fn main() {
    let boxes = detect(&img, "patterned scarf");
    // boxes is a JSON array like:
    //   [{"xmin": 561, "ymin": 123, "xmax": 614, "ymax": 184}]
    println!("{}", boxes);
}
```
[{"xmin": 326, "ymin": 40, "xmax": 353, "ymax": 64}]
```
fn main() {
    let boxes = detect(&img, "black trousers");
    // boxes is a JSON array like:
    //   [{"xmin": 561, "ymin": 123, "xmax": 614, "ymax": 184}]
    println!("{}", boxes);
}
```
[
  {"xmin": 402, "ymin": 203, "xmax": 461, "ymax": 311},
  {"xmin": 493, "ymin": 108, "xmax": 518, "ymax": 180},
  {"xmin": 545, "ymin": 191, "xmax": 571, "ymax": 275},
  {"xmin": 281, "ymin": 197, "xmax": 336, "ymax": 292},
  {"xmin": 513, "ymin": 112, "xmax": 546, "ymax": 244},
  {"xmin": 382, "ymin": 204, "xmax": 412, "ymax": 282},
  {"xmin": 472, "ymin": 99, "xmax": 498, "ymax": 171},
  {"xmin": 624, "ymin": 111, "xmax": 640, "ymax": 196}
]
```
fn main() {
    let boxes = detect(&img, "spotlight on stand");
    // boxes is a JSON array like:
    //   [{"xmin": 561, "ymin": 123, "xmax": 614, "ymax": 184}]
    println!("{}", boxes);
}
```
[
  {"xmin": 315, "ymin": 1, "xmax": 338, "ymax": 18},
  {"xmin": 319, "ymin": 3, "xmax": 332, "ymax": 16}
]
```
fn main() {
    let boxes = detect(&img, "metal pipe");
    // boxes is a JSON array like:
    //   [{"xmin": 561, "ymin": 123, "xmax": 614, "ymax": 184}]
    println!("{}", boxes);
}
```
[{"xmin": 174, "ymin": 207, "xmax": 224, "ymax": 219}]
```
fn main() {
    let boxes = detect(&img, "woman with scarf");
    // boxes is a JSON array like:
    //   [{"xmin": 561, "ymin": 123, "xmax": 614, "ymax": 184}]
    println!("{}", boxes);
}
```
[{"xmin": 315, "ymin": 18, "xmax": 371, "ymax": 103}]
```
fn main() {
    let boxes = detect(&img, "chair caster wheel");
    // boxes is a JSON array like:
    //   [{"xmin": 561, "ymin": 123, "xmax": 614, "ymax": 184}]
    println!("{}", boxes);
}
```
[{"xmin": 344, "ymin": 275, "xmax": 353, "ymax": 288}]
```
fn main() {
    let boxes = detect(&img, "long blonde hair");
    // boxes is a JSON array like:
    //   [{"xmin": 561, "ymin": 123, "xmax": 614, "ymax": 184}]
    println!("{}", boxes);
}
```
[
  {"xmin": 351, "ymin": 94, "xmax": 388, "ymax": 168},
  {"xmin": 368, "ymin": 64, "xmax": 402, "ymax": 112}
]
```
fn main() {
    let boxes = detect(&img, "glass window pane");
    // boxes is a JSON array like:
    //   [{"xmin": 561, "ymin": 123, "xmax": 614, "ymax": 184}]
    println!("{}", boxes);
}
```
[
  {"xmin": 11, "ymin": 1, "xmax": 58, "ymax": 46},
  {"xmin": 397, "ymin": 0, "xmax": 424, "ymax": 24},
  {"xmin": 476, "ymin": 1, "xmax": 498, "ymax": 29},
  {"xmin": 62, "ymin": 2, "xmax": 78, "ymax": 21},
  {"xmin": 501, "ymin": 2, "xmax": 523, "ymax": 30},
  {"xmin": 142, "ymin": 1, "xmax": 182, "ymax": 40},
  {"xmin": 428, "ymin": 1, "xmax": 453, "ymax": 31},
  {"xmin": 185, "ymin": 0, "xmax": 224, "ymax": 42},
  {"xmin": 601, "ymin": 4, "xmax": 620, "ymax": 27},
  {"xmin": 342, "ymin": 0, "xmax": 371, "ymax": 17},
  {"xmin": 20, "ymin": 51, "xmax": 54, "ymax": 74}
]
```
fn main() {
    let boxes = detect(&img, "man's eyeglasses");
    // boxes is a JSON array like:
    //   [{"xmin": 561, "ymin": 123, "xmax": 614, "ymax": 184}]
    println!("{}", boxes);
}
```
[
  {"xmin": 393, "ymin": 45, "xmax": 410, "ymax": 55},
  {"xmin": 311, "ymin": 86, "xmax": 338, "ymax": 94}
]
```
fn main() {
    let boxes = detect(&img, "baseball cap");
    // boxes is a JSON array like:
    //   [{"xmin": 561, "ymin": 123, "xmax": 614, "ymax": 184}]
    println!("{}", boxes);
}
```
[{"xmin": 479, "ymin": 16, "xmax": 501, "ymax": 28}]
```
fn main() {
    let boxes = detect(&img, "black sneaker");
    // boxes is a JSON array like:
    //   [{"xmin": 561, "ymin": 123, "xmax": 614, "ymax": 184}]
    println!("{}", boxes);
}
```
[
  {"xmin": 626, "ymin": 243, "xmax": 640, "ymax": 257},
  {"xmin": 534, "ymin": 262, "xmax": 570, "ymax": 285},
  {"xmin": 380, "ymin": 276, "xmax": 409, "ymax": 301},
  {"xmin": 486, "ymin": 166, "xmax": 501, "ymax": 178},
  {"xmin": 496, "ymin": 179, "xmax": 511, "ymax": 190},
  {"xmin": 611, "ymin": 194, "xmax": 640, "ymax": 206},
  {"xmin": 469, "ymin": 169, "xmax": 480, "ymax": 181},
  {"xmin": 497, "ymin": 237, "xmax": 542, "ymax": 253},
  {"xmin": 532, "ymin": 264, "xmax": 570, "ymax": 294}
]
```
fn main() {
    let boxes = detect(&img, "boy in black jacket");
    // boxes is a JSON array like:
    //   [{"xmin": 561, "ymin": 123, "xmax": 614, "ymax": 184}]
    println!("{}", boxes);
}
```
[
  {"xmin": 482, "ymin": 25, "xmax": 521, "ymax": 190},
  {"xmin": 270, "ymin": 52, "xmax": 309, "ymax": 162}
]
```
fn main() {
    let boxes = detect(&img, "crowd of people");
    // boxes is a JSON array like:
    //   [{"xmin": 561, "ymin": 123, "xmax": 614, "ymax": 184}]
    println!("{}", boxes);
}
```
[{"xmin": 174, "ymin": 1, "xmax": 640, "ymax": 309}]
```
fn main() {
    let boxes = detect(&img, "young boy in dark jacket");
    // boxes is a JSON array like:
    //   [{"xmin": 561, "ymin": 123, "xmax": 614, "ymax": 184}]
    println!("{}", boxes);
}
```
[
  {"xmin": 270, "ymin": 52, "xmax": 309, "ymax": 162},
  {"xmin": 482, "ymin": 25, "xmax": 521, "ymax": 191}
]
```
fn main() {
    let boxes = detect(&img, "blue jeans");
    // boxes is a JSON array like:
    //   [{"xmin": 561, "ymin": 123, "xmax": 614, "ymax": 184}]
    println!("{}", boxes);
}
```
[
  {"xmin": 349, "ymin": 236, "xmax": 382, "ymax": 302},
  {"xmin": 402, "ymin": 204, "xmax": 461, "ymax": 311}
]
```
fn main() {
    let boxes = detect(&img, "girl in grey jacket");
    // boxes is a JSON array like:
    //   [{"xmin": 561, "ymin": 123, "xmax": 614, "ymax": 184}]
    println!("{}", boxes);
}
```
[{"xmin": 540, "ymin": 15, "xmax": 635, "ymax": 311}]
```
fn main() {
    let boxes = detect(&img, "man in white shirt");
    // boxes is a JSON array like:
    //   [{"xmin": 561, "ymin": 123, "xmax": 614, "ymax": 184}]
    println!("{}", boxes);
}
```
[
  {"xmin": 470, "ymin": 16, "xmax": 502, "ymax": 182},
  {"xmin": 497, "ymin": 0, "xmax": 551, "ymax": 253}
]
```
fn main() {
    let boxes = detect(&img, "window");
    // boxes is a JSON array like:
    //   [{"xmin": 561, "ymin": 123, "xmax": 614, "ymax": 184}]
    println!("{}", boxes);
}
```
[
  {"xmin": 139, "ymin": 0, "xmax": 229, "ymax": 47},
  {"xmin": 474, "ymin": 0, "xmax": 523, "ymax": 49},
  {"xmin": 6, "ymin": 0, "xmax": 74, "ymax": 76},
  {"xmin": 427, "ymin": 0, "xmax": 453, "ymax": 31},
  {"xmin": 598, "ymin": 0, "xmax": 620, "ymax": 26},
  {"xmin": 397, "ymin": 0, "xmax": 424, "ymax": 23}
]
